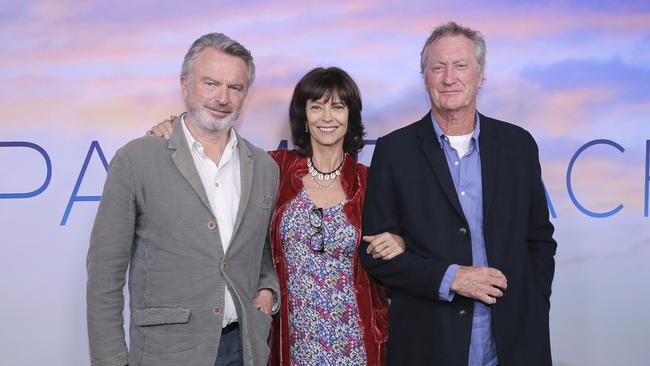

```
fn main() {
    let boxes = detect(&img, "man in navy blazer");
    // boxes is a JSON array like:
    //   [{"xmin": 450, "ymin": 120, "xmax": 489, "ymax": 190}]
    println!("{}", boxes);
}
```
[{"xmin": 360, "ymin": 22, "xmax": 557, "ymax": 365}]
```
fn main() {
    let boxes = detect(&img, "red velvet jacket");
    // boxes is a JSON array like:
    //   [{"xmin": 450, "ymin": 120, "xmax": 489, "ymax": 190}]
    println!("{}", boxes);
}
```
[{"xmin": 267, "ymin": 149, "xmax": 389, "ymax": 366}]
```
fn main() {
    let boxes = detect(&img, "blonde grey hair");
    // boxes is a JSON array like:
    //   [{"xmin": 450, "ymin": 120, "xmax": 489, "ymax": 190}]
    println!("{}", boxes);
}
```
[
  {"xmin": 181, "ymin": 32, "xmax": 255, "ymax": 87},
  {"xmin": 420, "ymin": 21, "xmax": 486, "ymax": 76}
]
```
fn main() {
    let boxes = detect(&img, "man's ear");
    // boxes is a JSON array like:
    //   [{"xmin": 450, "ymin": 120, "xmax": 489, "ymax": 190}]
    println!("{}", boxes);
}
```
[
  {"xmin": 477, "ymin": 71, "xmax": 485, "ymax": 93},
  {"xmin": 180, "ymin": 77, "xmax": 189, "ymax": 97}
]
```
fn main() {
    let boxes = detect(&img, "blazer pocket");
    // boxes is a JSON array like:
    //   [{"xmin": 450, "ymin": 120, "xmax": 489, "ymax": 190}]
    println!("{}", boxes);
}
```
[
  {"xmin": 135, "ymin": 307, "xmax": 191, "ymax": 355},
  {"xmin": 246, "ymin": 304, "xmax": 272, "ymax": 355},
  {"xmin": 134, "ymin": 307, "xmax": 190, "ymax": 326}
]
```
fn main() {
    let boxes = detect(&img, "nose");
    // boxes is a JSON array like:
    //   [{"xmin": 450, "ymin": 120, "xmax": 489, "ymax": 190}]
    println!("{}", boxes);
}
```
[
  {"xmin": 213, "ymin": 85, "xmax": 230, "ymax": 105},
  {"xmin": 322, "ymin": 105, "xmax": 333, "ymax": 121},
  {"xmin": 442, "ymin": 67, "xmax": 457, "ymax": 85}
]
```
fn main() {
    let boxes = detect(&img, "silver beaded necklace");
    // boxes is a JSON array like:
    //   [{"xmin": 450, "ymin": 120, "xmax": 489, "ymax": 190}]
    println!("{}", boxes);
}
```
[{"xmin": 307, "ymin": 156, "xmax": 343, "ymax": 188}]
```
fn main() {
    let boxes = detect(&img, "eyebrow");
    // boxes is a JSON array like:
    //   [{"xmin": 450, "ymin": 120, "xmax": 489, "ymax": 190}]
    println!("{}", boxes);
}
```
[
  {"xmin": 201, "ymin": 77, "xmax": 245, "ymax": 88},
  {"xmin": 432, "ymin": 57, "xmax": 468, "ymax": 64}
]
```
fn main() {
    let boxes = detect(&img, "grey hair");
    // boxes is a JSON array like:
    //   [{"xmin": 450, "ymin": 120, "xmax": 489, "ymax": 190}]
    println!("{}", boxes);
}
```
[
  {"xmin": 181, "ymin": 32, "xmax": 255, "ymax": 88},
  {"xmin": 420, "ymin": 22, "xmax": 486, "ymax": 77}
]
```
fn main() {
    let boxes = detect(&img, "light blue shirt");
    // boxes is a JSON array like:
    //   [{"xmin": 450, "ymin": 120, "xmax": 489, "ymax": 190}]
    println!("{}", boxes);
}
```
[{"xmin": 433, "ymin": 114, "xmax": 498, "ymax": 366}]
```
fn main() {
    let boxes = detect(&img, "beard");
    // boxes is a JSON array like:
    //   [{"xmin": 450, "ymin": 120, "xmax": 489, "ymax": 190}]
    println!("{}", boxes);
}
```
[{"xmin": 185, "ymin": 96, "xmax": 240, "ymax": 133}]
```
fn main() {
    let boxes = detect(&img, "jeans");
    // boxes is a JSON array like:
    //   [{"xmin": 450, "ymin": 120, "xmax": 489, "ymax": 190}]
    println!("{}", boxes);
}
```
[{"xmin": 214, "ymin": 324, "xmax": 243, "ymax": 366}]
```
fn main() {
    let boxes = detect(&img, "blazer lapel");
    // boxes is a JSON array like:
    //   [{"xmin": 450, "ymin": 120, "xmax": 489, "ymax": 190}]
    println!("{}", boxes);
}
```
[
  {"xmin": 231, "ymin": 132, "xmax": 254, "ymax": 242},
  {"xmin": 478, "ymin": 113, "xmax": 498, "ymax": 221},
  {"xmin": 168, "ymin": 115, "xmax": 214, "ymax": 216},
  {"xmin": 417, "ymin": 113, "xmax": 466, "ymax": 220}
]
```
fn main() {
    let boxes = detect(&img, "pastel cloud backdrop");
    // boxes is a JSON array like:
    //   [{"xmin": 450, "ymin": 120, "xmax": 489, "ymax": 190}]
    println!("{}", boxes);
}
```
[{"xmin": 1, "ymin": 1, "xmax": 649, "ymax": 365}]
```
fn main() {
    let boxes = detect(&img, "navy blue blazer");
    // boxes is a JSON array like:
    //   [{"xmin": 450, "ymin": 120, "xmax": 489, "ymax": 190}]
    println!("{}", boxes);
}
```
[{"xmin": 360, "ymin": 112, "xmax": 557, "ymax": 366}]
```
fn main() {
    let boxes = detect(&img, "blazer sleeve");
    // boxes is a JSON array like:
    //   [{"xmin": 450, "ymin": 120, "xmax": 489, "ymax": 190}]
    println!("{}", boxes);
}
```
[
  {"xmin": 526, "ymin": 135, "xmax": 557, "ymax": 305},
  {"xmin": 256, "ymin": 159, "xmax": 281, "ymax": 311},
  {"xmin": 86, "ymin": 147, "xmax": 136, "ymax": 366},
  {"xmin": 359, "ymin": 137, "xmax": 451, "ymax": 302}
]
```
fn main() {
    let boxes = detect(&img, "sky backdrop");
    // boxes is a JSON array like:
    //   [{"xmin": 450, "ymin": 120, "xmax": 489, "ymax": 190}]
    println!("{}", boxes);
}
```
[{"xmin": 1, "ymin": 1, "xmax": 649, "ymax": 365}]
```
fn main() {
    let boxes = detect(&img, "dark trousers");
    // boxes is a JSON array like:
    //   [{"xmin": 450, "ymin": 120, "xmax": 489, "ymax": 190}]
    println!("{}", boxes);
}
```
[{"xmin": 214, "ymin": 324, "xmax": 243, "ymax": 366}]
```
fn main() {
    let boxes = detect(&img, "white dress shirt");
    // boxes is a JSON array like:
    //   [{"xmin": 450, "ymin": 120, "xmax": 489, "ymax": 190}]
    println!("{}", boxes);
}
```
[{"xmin": 182, "ymin": 114, "xmax": 241, "ymax": 327}]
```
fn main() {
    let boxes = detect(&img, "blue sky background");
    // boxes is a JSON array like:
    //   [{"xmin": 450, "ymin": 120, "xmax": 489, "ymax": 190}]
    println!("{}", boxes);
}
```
[{"xmin": 1, "ymin": 1, "xmax": 649, "ymax": 364}]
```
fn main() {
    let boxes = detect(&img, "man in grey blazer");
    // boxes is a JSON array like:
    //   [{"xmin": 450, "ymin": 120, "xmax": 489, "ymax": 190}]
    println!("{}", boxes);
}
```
[{"xmin": 87, "ymin": 33, "xmax": 280, "ymax": 366}]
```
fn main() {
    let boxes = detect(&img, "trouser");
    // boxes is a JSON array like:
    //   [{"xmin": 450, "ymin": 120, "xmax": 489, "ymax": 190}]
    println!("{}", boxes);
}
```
[{"xmin": 214, "ymin": 323, "xmax": 243, "ymax": 366}]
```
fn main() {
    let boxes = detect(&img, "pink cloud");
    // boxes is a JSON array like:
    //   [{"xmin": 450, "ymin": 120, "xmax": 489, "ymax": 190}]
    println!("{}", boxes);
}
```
[{"xmin": 544, "ymin": 157, "xmax": 646, "ymax": 216}]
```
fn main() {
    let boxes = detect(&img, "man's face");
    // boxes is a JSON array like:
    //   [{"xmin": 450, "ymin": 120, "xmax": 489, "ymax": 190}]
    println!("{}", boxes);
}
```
[
  {"xmin": 181, "ymin": 47, "xmax": 249, "ymax": 132},
  {"xmin": 424, "ymin": 34, "xmax": 483, "ymax": 115}
]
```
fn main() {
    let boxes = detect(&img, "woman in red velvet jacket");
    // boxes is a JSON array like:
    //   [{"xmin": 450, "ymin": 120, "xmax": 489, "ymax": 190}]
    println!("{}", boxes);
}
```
[{"xmin": 267, "ymin": 67, "xmax": 404, "ymax": 366}]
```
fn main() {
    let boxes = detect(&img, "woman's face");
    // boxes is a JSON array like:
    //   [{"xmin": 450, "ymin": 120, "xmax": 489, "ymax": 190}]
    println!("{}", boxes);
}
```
[{"xmin": 305, "ymin": 93, "xmax": 349, "ymax": 152}]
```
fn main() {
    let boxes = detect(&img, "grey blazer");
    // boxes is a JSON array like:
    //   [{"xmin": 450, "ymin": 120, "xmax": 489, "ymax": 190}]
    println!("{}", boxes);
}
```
[{"xmin": 87, "ymin": 117, "xmax": 280, "ymax": 366}]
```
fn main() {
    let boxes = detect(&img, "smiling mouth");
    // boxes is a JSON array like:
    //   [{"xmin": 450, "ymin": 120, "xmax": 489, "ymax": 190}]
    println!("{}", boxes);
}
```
[{"xmin": 317, "ymin": 126, "xmax": 338, "ymax": 132}]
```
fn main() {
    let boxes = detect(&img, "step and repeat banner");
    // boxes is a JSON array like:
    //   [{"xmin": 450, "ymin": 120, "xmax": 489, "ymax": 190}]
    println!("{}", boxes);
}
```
[{"xmin": 1, "ymin": 1, "xmax": 649, "ymax": 365}]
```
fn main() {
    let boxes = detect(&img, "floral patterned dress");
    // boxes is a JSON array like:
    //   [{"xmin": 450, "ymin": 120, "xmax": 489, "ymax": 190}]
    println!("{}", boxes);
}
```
[{"xmin": 279, "ymin": 189, "xmax": 367, "ymax": 365}]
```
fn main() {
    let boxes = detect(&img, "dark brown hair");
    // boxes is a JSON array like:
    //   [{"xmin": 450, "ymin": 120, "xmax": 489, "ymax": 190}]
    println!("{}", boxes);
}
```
[{"xmin": 289, "ymin": 67, "xmax": 365, "ymax": 156}]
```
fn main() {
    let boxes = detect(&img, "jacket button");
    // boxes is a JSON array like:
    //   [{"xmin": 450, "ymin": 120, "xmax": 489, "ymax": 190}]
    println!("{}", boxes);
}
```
[
  {"xmin": 207, "ymin": 220, "xmax": 217, "ymax": 230},
  {"xmin": 458, "ymin": 227, "xmax": 467, "ymax": 236},
  {"xmin": 459, "ymin": 309, "xmax": 467, "ymax": 318},
  {"xmin": 212, "ymin": 306, "xmax": 221, "ymax": 316}
]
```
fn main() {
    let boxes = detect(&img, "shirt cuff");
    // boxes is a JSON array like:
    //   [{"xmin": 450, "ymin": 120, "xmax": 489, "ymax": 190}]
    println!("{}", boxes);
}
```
[{"xmin": 438, "ymin": 264, "xmax": 460, "ymax": 302}]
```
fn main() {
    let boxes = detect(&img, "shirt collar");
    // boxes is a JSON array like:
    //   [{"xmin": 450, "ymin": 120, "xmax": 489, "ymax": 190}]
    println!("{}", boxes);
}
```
[
  {"xmin": 430, "ymin": 111, "xmax": 481, "ymax": 152},
  {"xmin": 181, "ymin": 113, "xmax": 238, "ymax": 154}
]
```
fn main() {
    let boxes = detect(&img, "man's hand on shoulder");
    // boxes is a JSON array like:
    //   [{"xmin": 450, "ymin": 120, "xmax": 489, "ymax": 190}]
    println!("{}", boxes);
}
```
[{"xmin": 451, "ymin": 266, "xmax": 508, "ymax": 305}]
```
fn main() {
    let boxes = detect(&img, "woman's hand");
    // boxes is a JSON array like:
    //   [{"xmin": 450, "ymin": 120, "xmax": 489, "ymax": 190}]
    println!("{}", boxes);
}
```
[
  {"xmin": 363, "ymin": 232, "xmax": 405, "ymax": 260},
  {"xmin": 146, "ymin": 115, "xmax": 177, "ymax": 139}
]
